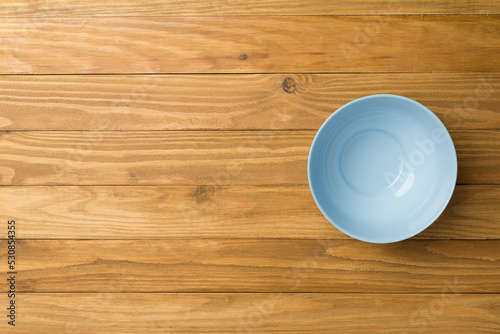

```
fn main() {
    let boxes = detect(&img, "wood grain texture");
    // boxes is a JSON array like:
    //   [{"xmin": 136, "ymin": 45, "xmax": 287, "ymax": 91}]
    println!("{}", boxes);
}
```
[
  {"xmin": 454, "ymin": 131, "xmax": 500, "ymax": 185},
  {"xmin": 1, "ymin": 185, "xmax": 498, "ymax": 239},
  {"xmin": 0, "ymin": 130, "xmax": 497, "ymax": 185},
  {"xmin": 0, "ymin": 130, "xmax": 309, "ymax": 186},
  {"xmin": 2, "ymin": 239, "xmax": 499, "ymax": 293},
  {"xmin": 0, "ymin": 73, "xmax": 498, "ymax": 130},
  {"xmin": 0, "ymin": 15, "xmax": 498, "ymax": 74},
  {"xmin": 0, "ymin": 293, "xmax": 498, "ymax": 333},
  {"xmin": 2, "ymin": 0, "xmax": 499, "ymax": 16},
  {"xmin": 0, "ymin": 1, "xmax": 498, "ymax": 333}
]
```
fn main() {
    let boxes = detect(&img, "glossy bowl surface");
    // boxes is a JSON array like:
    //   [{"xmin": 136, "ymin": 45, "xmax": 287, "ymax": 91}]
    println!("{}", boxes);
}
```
[{"xmin": 308, "ymin": 94, "xmax": 457, "ymax": 243}]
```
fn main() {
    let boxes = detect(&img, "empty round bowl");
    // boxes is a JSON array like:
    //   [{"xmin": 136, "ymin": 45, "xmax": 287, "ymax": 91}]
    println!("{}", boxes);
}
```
[{"xmin": 308, "ymin": 94, "xmax": 457, "ymax": 243}]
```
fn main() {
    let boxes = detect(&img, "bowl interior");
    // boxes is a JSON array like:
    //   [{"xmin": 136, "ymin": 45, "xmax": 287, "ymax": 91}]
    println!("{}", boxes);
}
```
[{"xmin": 308, "ymin": 95, "xmax": 457, "ymax": 243}]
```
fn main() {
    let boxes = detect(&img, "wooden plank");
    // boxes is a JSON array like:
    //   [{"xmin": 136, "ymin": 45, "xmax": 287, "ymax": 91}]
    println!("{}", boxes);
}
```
[
  {"xmin": 0, "ymin": 16, "xmax": 498, "ymax": 74},
  {"xmin": 2, "ymin": 239, "xmax": 499, "ymax": 293},
  {"xmin": 0, "ymin": 130, "xmax": 310, "ymax": 186},
  {"xmin": 1, "ymin": 185, "xmax": 498, "ymax": 240},
  {"xmin": 0, "ymin": 73, "xmax": 498, "ymax": 130},
  {"xmin": 1, "ymin": 0, "xmax": 498, "ymax": 16},
  {"xmin": 0, "ymin": 130, "xmax": 497, "ymax": 186},
  {"xmin": 1, "ymin": 293, "xmax": 498, "ymax": 333},
  {"xmin": 454, "ymin": 131, "xmax": 500, "ymax": 185}
]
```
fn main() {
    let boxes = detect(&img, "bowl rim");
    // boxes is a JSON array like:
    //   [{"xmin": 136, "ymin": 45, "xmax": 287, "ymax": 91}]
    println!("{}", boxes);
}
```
[{"xmin": 307, "ymin": 94, "xmax": 458, "ymax": 243}]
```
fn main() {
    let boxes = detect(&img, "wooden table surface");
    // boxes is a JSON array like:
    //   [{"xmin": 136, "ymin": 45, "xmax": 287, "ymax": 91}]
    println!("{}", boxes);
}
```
[{"xmin": 0, "ymin": 1, "xmax": 499, "ymax": 333}]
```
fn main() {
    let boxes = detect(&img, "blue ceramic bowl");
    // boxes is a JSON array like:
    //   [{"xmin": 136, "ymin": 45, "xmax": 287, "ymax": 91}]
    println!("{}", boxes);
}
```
[{"xmin": 308, "ymin": 94, "xmax": 457, "ymax": 243}]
